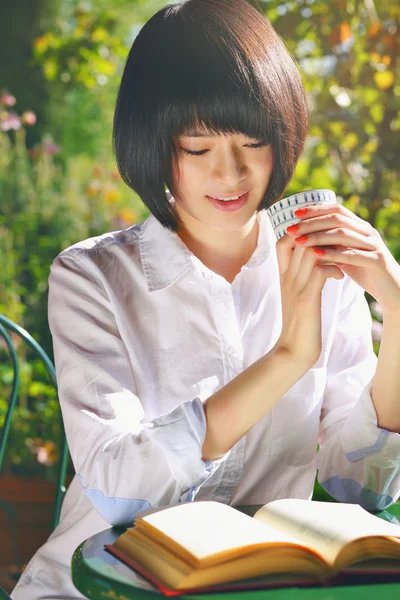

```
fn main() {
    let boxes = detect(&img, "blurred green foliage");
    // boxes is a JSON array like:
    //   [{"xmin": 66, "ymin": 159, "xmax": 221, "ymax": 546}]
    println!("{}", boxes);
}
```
[
  {"xmin": 275, "ymin": 0, "xmax": 400, "ymax": 256},
  {"xmin": 0, "ymin": 121, "xmax": 146, "ymax": 476},
  {"xmin": 30, "ymin": 0, "xmax": 163, "ymax": 160},
  {"xmin": 0, "ymin": 0, "xmax": 399, "ymax": 476},
  {"xmin": 0, "ymin": 356, "xmax": 62, "ymax": 476}
]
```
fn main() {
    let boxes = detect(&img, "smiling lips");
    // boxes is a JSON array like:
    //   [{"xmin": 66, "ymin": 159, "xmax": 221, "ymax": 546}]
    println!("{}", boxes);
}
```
[
  {"xmin": 208, "ymin": 191, "xmax": 249, "ymax": 201},
  {"xmin": 206, "ymin": 191, "xmax": 250, "ymax": 212}
]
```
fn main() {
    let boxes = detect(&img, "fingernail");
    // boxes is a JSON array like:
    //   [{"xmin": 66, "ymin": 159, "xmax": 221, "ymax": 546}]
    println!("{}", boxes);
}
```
[
  {"xmin": 295, "ymin": 235, "xmax": 308, "ymax": 243},
  {"xmin": 294, "ymin": 208, "xmax": 307, "ymax": 217},
  {"xmin": 313, "ymin": 248, "xmax": 325, "ymax": 255},
  {"xmin": 286, "ymin": 224, "xmax": 299, "ymax": 234}
]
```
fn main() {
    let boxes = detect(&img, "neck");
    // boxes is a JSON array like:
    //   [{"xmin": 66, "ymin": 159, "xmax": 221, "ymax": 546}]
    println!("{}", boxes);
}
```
[{"xmin": 176, "ymin": 213, "xmax": 260, "ymax": 284}]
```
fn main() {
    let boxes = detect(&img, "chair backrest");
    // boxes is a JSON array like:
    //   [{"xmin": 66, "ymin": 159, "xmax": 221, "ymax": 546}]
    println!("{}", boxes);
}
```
[
  {"xmin": 0, "ymin": 314, "xmax": 69, "ymax": 531},
  {"xmin": 0, "ymin": 586, "xmax": 11, "ymax": 599}
]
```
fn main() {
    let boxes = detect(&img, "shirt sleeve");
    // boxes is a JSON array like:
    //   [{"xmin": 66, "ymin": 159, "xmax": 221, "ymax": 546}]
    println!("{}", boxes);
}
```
[
  {"xmin": 48, "ymin": 250, "xmax": 229, "ymax": 526},
  {"xmin": 316, "ymin": 275, "xmax": 400, "ymax": 511}
]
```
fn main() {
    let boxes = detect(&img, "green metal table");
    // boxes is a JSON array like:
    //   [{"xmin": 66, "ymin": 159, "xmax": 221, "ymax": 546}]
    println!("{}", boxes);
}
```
[{"xmin": 71, "ymin": 503, "xmax": 400, "ymax": 599}]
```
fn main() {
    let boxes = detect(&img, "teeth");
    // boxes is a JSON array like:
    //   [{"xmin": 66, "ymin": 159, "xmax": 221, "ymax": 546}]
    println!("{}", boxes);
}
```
[{"xmin": 214, "ymin": 193, "xmax": 244, "ymax": 201}]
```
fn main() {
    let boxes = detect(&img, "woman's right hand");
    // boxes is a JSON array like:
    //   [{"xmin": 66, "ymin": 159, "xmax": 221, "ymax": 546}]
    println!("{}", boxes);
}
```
[{"xmin": 274, "ymin": 233, "xmax": 344, "ymax": 368}]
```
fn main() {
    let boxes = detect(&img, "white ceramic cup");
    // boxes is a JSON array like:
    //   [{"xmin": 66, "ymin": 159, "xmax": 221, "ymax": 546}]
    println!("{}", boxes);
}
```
[{"xmin": 266, "ymin": 189, "xmax": 337, "ymax": 240}]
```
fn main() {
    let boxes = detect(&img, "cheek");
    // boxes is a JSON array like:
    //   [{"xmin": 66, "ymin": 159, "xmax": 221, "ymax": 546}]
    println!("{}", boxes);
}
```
[
  {"xmin": 170, "ymin": 159, "xmax": 192, "ymax": 197},
  {"xmin": 259, "ymin": 146, "xmax": 274, "ymax": 168},
  {"xmin": 170, "ymin": 161, "xmax": 201, "ymax": 206},
  {"xmin": 255, "ymin": 149, "xmax": 274, "ymax": 180},
  {"xmin": 177, "ymin": 160, "xmax": 205, "ymax": 191}
]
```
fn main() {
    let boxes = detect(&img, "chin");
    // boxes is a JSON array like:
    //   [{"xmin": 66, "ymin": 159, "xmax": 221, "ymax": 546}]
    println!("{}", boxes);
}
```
[
  {"xmin": 206, "ymin": 213, "xmax": 258, "ymax": 232},
  {"xmin": 177, "ymin": 199, "xmax": 258, "ymax": 232}
]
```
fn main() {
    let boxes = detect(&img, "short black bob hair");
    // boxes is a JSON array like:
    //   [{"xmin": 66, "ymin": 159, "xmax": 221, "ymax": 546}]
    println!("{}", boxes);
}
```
[{"xmin": 113, "ymin": 0, "xmax": 310, "ymax": 232}]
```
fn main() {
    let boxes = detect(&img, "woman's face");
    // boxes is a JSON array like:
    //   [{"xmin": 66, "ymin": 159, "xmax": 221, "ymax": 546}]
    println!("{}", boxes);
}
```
[{"xmin": 171, "ymin": 129, "xmax": 274, "ymax": 234}]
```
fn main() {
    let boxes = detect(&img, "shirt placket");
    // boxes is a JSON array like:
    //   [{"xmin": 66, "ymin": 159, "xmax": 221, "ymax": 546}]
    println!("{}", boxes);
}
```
[{"xmin": 208, "ymin": 277, "xmax": 246, "ymax": 504}]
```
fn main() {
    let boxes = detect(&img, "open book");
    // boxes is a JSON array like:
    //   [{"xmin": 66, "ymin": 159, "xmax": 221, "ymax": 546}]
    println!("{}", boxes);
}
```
[{"xmin": 105, "ymin": 499, "xmax": 400, "ymax": 596}]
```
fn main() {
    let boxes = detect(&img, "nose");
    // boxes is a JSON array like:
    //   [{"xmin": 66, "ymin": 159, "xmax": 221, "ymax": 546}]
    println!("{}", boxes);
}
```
[{"xmin": 212, "ymin": 146, "xmax": 247, "ymax": 186}]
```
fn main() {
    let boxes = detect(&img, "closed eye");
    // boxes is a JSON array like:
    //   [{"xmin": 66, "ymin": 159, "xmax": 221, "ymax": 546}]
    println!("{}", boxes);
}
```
[
  {"xmin": 181, "ymin": 140, "xmax": 269, "ymax": 157},
  {"xmin": 181, "ymin": 148, "xmax": 208, "ymax": 156}
]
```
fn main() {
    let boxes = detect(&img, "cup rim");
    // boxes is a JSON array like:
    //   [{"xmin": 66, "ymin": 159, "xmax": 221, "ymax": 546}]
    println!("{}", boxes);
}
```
[
  {"xmin": 267, "ymin": 189, "xmax": 336, "ymax": 212},
  {"xmin": 266, "ymin": 189, "xmax": 337, "ymax": 239}
]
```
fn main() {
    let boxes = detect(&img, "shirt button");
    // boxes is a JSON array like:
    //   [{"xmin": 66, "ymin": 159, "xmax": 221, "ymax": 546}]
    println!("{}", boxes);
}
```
[{"xmin": 228, "ymin": 346, "xmax": 237, "ymax": 355}]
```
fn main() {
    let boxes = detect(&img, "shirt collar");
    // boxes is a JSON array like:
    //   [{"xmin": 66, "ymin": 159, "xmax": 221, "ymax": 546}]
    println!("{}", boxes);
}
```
[{"xmin": 139, "ymin": 208, "xmax": 277, "ymax": 292}]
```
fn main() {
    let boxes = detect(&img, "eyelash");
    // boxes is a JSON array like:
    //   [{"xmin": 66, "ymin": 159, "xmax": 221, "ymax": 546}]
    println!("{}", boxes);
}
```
[{"xmin": 182, "ymin": 141, "xmax": 269, "ymax": 156}]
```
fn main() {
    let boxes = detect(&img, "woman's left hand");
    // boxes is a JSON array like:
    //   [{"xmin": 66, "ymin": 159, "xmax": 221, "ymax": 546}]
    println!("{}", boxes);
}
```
[{"xmin": 286, "ymin": 203, "xmax": 400, "ymax": 315}]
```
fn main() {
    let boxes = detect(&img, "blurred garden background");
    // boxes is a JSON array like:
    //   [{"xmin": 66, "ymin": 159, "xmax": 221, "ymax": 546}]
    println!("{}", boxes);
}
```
[{"xmin": 0, "ymin": 0, "xmax": 399, "ymax": 589}]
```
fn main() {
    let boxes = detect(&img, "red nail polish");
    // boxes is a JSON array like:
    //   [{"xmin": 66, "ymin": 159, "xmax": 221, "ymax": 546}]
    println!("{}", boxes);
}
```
[
  {"xmin": 294, "ymin": 208, "xmax": 307, "ymax": 217},
  {"xmin": 295, "ymin": 235, "xmax": 308, "ymax": 243},
  {"xmin": 313, "ymin": 248, "xmax": 325, "ymax": 255},
  {"xmin": 286, "ymin": 224, "xmax": 299, "ymax": 234}
]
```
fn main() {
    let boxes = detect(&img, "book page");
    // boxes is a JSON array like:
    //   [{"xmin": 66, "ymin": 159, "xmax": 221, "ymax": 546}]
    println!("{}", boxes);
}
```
[
  {"xmin": 254, "ymin": 499, "xmax": 400, "ymax": 566},
  {"xmin": 139, "ymin": 501, "xmax": 309, "ymax": 563}
]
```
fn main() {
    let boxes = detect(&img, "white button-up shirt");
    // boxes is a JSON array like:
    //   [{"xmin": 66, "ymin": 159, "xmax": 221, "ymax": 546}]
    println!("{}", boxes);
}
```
[{"xmin": 12, "ymin": 209, "xmax": 400, "ymax": 599}]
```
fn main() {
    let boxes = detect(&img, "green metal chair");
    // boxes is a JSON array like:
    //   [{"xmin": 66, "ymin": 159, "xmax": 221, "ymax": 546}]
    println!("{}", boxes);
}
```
[
  {"xmin": 0, "ymin": 587, "xmax": 11, "ymax": 599},
  {"xmin": 0, "ymin": 314, "xmax": 69, "ymax": 594}
]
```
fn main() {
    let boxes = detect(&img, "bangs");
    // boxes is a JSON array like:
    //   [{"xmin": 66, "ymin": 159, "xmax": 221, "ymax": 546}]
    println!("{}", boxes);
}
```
[
  {"xmin": 170, "ymin": 93, "xmax": 273, "ymax": 145},
  {"xmin": 113, "ymin": 0, "xmax": 310, "ymax": 231}
]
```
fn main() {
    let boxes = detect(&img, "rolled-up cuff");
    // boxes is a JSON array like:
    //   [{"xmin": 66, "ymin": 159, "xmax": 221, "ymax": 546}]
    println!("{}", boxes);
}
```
[
  {"xmin": 147, "ymin": 397, "xmax": 231, "ymax": 495},
  {"xmin": 340, "ymin": 377, "xmax": 400, "ymax": 467}
]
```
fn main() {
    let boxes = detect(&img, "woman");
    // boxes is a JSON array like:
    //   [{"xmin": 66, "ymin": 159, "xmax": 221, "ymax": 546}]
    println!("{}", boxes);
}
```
[{"xmin": 12, "ymin": 0, "xmax": 400, "ymax": 598}]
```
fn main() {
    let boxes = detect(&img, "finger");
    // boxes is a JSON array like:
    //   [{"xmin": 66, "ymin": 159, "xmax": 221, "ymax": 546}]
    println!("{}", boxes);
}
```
[
  {"xmin": 296, "ymin": 227, "xmax": 377, "ymax": 251},
  {"xmin": 288, "ymin": 243, "xmax": 313, "ymax": 278},
  {"xmin": 294, "ymin": 213, "xmax": 372, "ymax": 238},
  {"xmin": 295, "ymin": 203, "xmax": 371, "ymax": 228},
  {"xmin": 305, "ymin": 265, "xmax": 345, "ymax": 302},
  {"xmin": 275, "ymin": 234, "xmax": 297, "ymax": 276},
  {"xmin": 309, "ymin": 265, "xmax": 345, "ymax": 293},
  {"xmin": 313, "ymin": 246, "xmax": 383, "ymax": 266},
  {"xmin": 291, "ymin": 246, "xmax": 321, "ymax": 291}
]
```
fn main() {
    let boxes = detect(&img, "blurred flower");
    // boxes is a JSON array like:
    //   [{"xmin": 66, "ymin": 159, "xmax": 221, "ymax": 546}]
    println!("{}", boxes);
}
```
[
  {"xmin": 92, "ymin": 166, "xmax": 103, "ymax": 178},
  {"xmin": 371, "ymin": 320, "xmax": 383, "ymax": 343},
  {"xmin": 370, "ymin": 301, "xmax": 383, "ymax": 319},
  {"xmin": 0, "ymin": 93, "xmax": 16, "ymax": 106},
  {"xmin": 91, "ymin": 27, "xmax": 108, "ymax": 42},
  {"xmin": 33, "ymin": 35, "xmax": 49, "ymax": 52},
  {"xmin": 0, "ymin": 111, "xmax": 21, "ymax": 131},
  {"xmin": 103, "ymin": 184, "xmax": 120, "ymax": 204},
  {"xmin": 28, "ymin": 139, "xmax": 61, "ymax": 159},
  {"xmin": 368, "ymin": 23, "xmax": 382, "ymax": 39},
  {"xmin": 118, "ymin": 208, "xmax": 138, "ymax": 226},
  {"xmin": 382, "ymin": 34, "xmax": 395, "ymax": 51},
  {"xmin": 28, "ymin": 147, "xmax": 42, "ymax": 159},
  {"xmin": 21, "ymin": 110, "xmax": 37, "ymax": 126},
  {"xmin": 43, "ymin": 140, "xmax": 61, "ymax": 155},
  {"xmin": 374, "ymin": 70, "xmax": 394, "ymax": 90},
  {"xmin": 37, "ymin": 443, "xmax": 57, "ymax": 466},
  {"xmin": 86, "ymin": 180, "xmax": 102, "ymax": 197},
  {"xmin": 26, "ymin": 438, "xmax": 58, "ymax": 467},
  {"xmin": 369, "ymin": 51, "xmax": 381, "ymax": 63},
  {"xmin": 110, "ymin": 170, "xmax": 121, "ymax": 180},
  {"xmin": 329, "ymin": 23, "xmax": 352, "ymax": 46}
]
